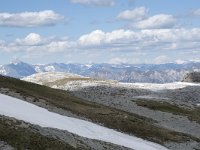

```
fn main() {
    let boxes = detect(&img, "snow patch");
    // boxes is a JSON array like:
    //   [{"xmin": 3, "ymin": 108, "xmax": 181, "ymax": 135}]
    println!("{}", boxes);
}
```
[
  {"xmin": 44, "ymin": 66, "xmax": 56, "ymax": 72},
  {"xmin": 34, "ymin": 66, "xmax": 42, "ymax": 73},
  {"xmin": 85, "ymin": 64, "xmax": 92, "ymax": 68},
  {"xmin": 0, "ymin": 94, "xmax": 168, "ymax": 150},
  {"xmin": 133, "ymin": 95, "xmax": 169, "ymax": 100},
  {"xmin": 118, "ymin": 82, "xmax": 200, "ymax": 91},
  {"xmin": 0, "ymin": 67, "xmax": 7, "ymax": 75}
]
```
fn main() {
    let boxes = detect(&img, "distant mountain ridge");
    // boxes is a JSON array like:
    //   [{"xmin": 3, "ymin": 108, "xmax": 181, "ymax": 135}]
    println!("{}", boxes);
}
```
[
  {"xmin": 0, "ymin": 61, "xmax": 200, "ymax": 83},
  {"xmin": 0, "ymin": 61, "xmax": 36, "ymax": 78}
]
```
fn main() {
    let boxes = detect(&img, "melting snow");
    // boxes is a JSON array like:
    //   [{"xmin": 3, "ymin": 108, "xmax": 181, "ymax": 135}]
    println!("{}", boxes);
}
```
[
  {"xmin": 132, "ymin": 95, "xmax": 169, "ymax": 100},
  {"xmin": 51, "ymin": 81, "xmax": 200, "ymax": 92},
  {"xmin": 44, "ymin": 66, "xmax": 56, "ymax": 72},
  {"xmin": 119, "ymin": 82, "xmax": 200, "ymax": 91},
  {"xmin": 0, "ymin": 94, "xmax": 168, "ymax": 150}
]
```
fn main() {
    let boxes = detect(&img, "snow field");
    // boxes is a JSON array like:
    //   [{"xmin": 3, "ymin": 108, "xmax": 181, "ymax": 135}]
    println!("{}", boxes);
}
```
[{"xmin": 0, "ymin": 94, "xmax": 168, "ymax": 150}]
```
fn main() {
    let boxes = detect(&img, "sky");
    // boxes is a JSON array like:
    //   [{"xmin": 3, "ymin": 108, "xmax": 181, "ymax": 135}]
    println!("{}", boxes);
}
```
[{"xmin": 0, "ymin": 0, "xmax": 200, "ymax": 64}]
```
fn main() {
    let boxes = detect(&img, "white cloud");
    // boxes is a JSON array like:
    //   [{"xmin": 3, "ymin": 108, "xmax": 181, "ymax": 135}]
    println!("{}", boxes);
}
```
[
  {"xmin": 117, "ymin": 7, "xmax": 148, "ymax": 21},
  {"xmin": 107, "ymin": 57, "xmax": 128, "ymax": 64},
  {"xmin": 78, "ymin": 28, "xmax": 200, "ymax": 54},
  {"xmin": 135, "ymin": 14, "xmax": 177, "ymax": 29},
  {"xmin": 189, "ymin": 58, "xmax": 200, "ymax": 63},
  {"xmin": 46, "ymin": 41, "xmax": 74, "ymax": 52},
  {"xmin": 175, "ymin": 59, "xmax": 187, "ymax": 64},
  {"xmin": 0, "ymin": 10, "xmax": 64, "ymax": 27},
  {"xmin": 78, "ymin": 29, "xmax": 135, "ymax": 47},
  {"xmin": 16, "ymin": 33, "xmax": 41, "ymax": 46},
  {"xmin": 0, "ymin": 33, "xmax": 75, "ymax": 53},
  {"xmin": 154, "ymin": 56, "xmax": 170, "ymax": 64},
  {"xmin": 1, "ymin": 28, "xmax": 200, "ymax": 60},
  {"xmin": 14, "ymin": 33, "xmax": 74, "ymax": 52},
  {"xmin": 79, "ymin": 30, "xmax": 105, "ymax": 46},
  {"xmin": 69, "ymin": 0, "xmax": 115, "ymax": 6}
]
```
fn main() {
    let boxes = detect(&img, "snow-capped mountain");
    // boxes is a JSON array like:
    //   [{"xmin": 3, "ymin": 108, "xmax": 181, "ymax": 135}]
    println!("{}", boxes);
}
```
[
  {"xmin": 1, "ymin": 61, "xmax": 200, "ymax": 83},
  {"xmin": 0, "ymin": 60, "xmax": 36, "ymax": 78}
]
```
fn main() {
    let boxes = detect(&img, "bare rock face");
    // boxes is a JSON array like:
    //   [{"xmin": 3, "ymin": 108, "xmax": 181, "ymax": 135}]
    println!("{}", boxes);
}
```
[{"xmin": 182, "ymin": 72, "xmax": 200, "ymax": 83}]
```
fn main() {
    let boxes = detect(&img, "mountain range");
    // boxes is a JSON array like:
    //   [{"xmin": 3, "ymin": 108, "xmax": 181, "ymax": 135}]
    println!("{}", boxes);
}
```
[{"xmin": 0, "ymin": 60, "xmax": 200, "ymax": 83}]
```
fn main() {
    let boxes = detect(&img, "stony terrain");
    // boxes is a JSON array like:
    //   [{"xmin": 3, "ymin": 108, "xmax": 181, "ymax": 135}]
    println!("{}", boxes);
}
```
[
  {"xmin": 73, "ymin": 85, "xmax": 200, "ymax": 135},
  {"xmin": 0, "ymin": 115, "xmax": 130, "ymax": 150},
  {"xmin": 1, "ymin": 72, "xmax": 200, "ymax": 149},
  {"xmin": 71, "ymin": 87, "xmax": 200, "ymax": 150},
  {"xmin": 1, "ymin": 76, "xmax": 173, "ymax": 150},
  {"xmin": 21, "ymin": 72, "xmax": 200, "ymax": 150},
  {"xmin": 0, "ymin": 141, "xmax": 14, "ymax": 150}
]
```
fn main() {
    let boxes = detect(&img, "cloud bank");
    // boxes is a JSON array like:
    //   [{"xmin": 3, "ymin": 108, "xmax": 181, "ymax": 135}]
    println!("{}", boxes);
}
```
[
  {"xmin": 0, "ymin": 10, "xmax": 64, "ymax": 27},
  {"xmin": 1, "ymin": 28, "xmax": 200, "ymax": 53}
]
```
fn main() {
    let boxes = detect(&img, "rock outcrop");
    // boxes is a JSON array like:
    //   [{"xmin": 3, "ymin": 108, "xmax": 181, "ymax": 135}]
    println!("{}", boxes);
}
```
[{"xmin": 182, "ymin": 72, "xmax": 200, "ymax": 83}]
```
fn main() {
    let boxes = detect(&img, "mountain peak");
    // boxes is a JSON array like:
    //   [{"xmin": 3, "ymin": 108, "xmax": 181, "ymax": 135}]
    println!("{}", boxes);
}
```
[{"xmin": 11, "ymin": 59, "xmax": 24, "ymax": 65}]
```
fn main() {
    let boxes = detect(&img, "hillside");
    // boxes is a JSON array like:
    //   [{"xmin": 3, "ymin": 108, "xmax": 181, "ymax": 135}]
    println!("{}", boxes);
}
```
[
  {"xmin": 1, "ymin": 93, "xmax": 168, "ymax": 150},
  {"xmin": 22, "ymin": 72, "xmax": 88, "ymax": 85},
  {"xmin": 1, "ymin": 75, "xmax": 200, "ymax": 149}
]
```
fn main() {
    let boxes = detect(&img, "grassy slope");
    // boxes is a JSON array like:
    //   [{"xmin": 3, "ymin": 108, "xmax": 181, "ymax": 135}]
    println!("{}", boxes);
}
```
[
  {"xmin": 134, "ymin": 100, "xmax": 200, "ymax": 124},
  {"xmin": 0, "ymin": 117, "xmax": 77, "ymax": 150},
  {"xmin": 0, "ymin": 75, "xmax": 198, "ymax": 145}
]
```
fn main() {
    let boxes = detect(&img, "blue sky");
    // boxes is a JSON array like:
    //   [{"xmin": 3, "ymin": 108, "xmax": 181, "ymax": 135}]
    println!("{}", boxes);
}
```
[{"xmin": 0, "ymin": 0, "xmax": 200, "ymax": 64}]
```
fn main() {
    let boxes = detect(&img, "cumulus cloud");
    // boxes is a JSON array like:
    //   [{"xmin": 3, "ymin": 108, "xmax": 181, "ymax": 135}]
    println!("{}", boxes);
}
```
[
  {"xmin": 107, "ymin": 57, "xmax": 128, "ymax": 64},
  {"xmin": 46, "ymin": 41, "xmax": 74, "ymax": 52},
  {"xmin": 0, "ymin": 33, "xmax": 75, "ymax": 52},
  {"xmin": 135, "ymin": 14, "xmax": 177, "ymax": 29},
  {"xmin": 69, "ymin": 0, "xmax": 115, "ymax": 6},
  {"xmin": 16, "ymin": 33, "xmax": 42, "ymax": 46},
  {"xmin": 1, "ymin": 28, "xmax": 200, "ymax": 57},
  {"xmin": 175, "ymin": 59, "xmax": 187, "ymax": 64},
  {"xmin": 79, "ymin": 30, "xmax": 105, "ymax": 46},
  {"xmin": 117, "ymin": 7, "xmax": 148, "ymax": 21},
  {"xmin": 0, "ymin": 10, "xmax": 64, "ymax": 27},
  {"xmin": 78, "ymin": 29, "xmax": 134, "ymax": 47},
  {"xmin": 78, "ymin": 28, "xmax": 200, "ymax": 53}
]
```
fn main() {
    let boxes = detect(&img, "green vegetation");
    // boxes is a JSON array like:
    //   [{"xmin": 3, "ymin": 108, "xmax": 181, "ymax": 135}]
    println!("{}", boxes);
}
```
[
  {"xmin": 134, "ymin": 100, "xmax": 200, "ymax": 124},
  {"xmin": 0, "ymin": 117, "xmax": 77, "ymax": 150},
  {"xmin": 0, "ymin": 75, "xmax": 199, "ymax": 144}
]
